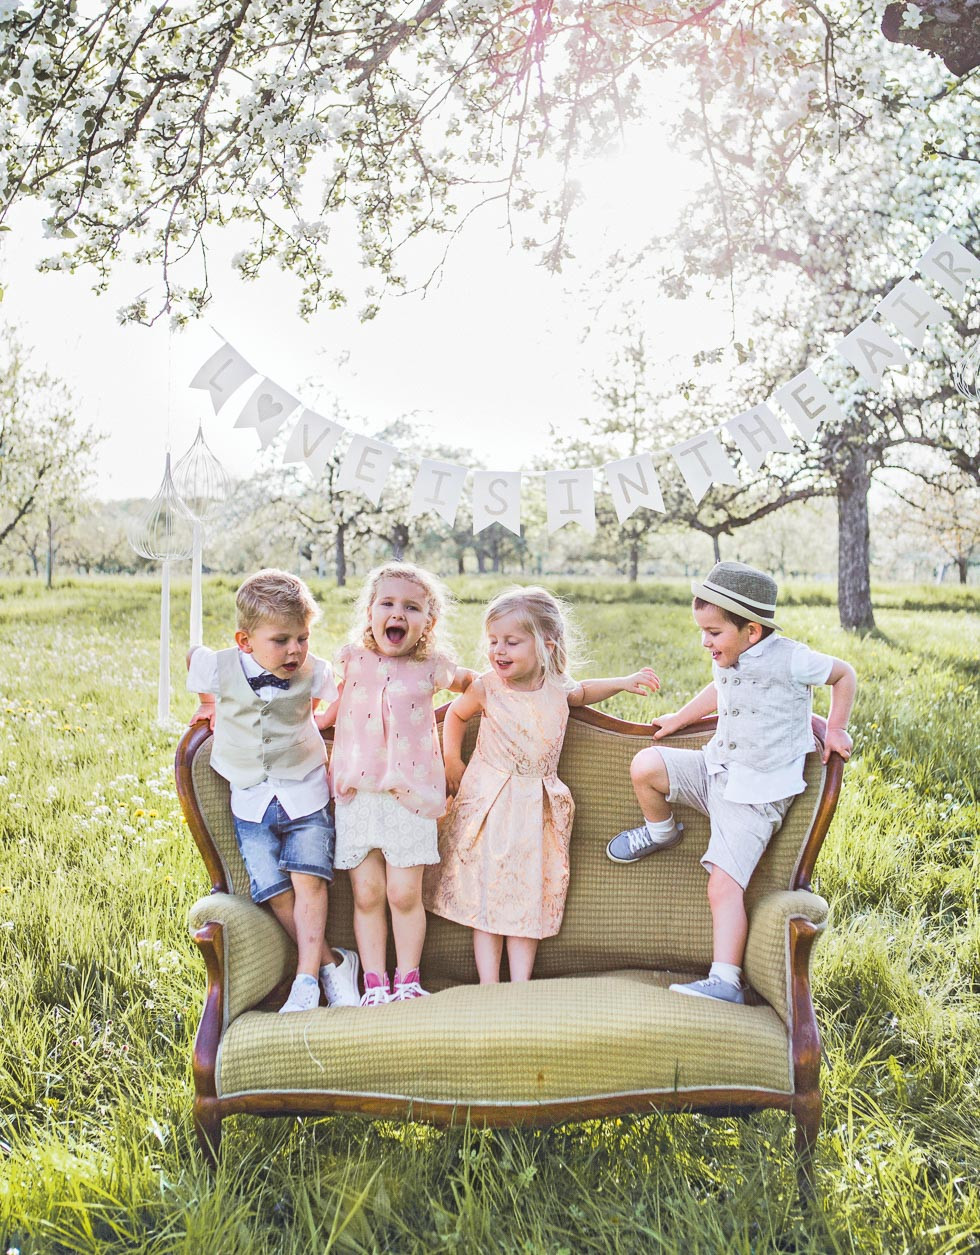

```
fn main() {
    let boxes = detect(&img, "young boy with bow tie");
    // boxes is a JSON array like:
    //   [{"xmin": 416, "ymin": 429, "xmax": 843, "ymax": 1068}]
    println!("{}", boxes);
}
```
[{"xmin": 186, "ymin": 568, "xmax": 359, "ymax": 1013}]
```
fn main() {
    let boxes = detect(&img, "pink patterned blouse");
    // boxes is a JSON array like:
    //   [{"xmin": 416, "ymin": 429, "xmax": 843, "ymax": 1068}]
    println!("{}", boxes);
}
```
[{"xmin": 329, "ymin": 645, "xmax": 456, "ymax": 819}]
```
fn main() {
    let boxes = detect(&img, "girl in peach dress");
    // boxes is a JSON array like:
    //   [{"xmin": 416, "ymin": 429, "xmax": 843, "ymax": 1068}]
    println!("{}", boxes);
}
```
[{"xmin": 423, "ymin": 587, "xmax": 659, "ymax": 984}]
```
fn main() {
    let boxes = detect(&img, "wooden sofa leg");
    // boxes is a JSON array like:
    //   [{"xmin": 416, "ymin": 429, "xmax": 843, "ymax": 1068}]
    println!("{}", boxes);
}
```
[
  {"xmin": 793, "ymin": 1093, "xmax": 819, "ymax": 1198},
  {"xmin": 194, "ymin": 1099, "xmax": 223, "ymax": 1168}
]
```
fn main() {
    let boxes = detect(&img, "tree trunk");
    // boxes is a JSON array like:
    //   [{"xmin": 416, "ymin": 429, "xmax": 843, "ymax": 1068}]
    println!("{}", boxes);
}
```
[
  {"xmin": 629, "ymin": 541, "xmax": 639, "ymax": 582},
  {"xmin": 335, "ymin": 523, "xmax": 347, "ymax": 588},
  {"xmin": 957, "ymin": 556, "xmax": 968, "ymax": 584},
  {"xmin": 457, "ymin": 550, "xmax": 465, "ymax": 575},
  {"xmin": 46, "ymin": 514, "xmax": 54, "ymax": 589},
  {"xmin": 712, "ymin": 533, "xmax": 721, "ymax": 563},
  {"xmin": 837, "ymin": 449, "xmax": 876, "ymax": 632}
]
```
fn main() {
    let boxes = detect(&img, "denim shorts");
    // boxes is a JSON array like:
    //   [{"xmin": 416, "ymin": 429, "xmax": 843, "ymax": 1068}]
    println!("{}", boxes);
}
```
[{"xmin": 232, "ymin": 799, "xmax": 336, "ymax": 904}]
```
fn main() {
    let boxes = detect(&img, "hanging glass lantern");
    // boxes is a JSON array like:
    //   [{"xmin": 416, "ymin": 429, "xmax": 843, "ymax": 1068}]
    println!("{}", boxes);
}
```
[
  {"xmin": 951, "ymin": 335, "xmax": 980, "ymax": 402},
  {"xmin": 173, "ymin": 423, "xmax": 232, "ymax": 648}
]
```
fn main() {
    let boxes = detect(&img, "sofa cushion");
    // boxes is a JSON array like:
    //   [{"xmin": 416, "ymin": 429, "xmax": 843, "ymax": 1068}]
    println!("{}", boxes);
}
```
[{"xmin": 215, "ymin": 970, "xmax": 793, "ymax": 1103}]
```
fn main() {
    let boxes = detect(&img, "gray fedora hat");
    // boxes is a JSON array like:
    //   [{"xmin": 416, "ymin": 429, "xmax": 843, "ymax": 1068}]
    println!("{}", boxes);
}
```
[{"xmin": 691, "ymin": 561, "xmax": 781, "ymax": 630}]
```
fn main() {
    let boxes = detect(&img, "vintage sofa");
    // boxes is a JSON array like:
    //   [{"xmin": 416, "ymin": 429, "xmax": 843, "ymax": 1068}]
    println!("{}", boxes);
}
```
[{"xmin": 176, "ymin": 707, "xmax": 843, "ymax": 1174}]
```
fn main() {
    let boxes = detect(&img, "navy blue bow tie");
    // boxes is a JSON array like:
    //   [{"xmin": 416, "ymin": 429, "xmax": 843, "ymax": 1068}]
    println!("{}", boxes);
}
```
[{"xmin": 247, "ymin": 672, "xmax": 290, "ymax": 691}]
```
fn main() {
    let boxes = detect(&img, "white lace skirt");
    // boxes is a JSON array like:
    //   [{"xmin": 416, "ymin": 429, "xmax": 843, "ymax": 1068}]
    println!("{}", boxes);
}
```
[{"xmin": 334, "ymin": 790, "xmax": 439, "ymax": 869}]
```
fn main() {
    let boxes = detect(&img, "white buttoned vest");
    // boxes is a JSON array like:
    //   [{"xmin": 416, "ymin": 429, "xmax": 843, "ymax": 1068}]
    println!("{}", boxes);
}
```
[
  {"xmin": 210, "ymin": 648, "xmax": 326, "ymax": 789},
  {"xmin": 708, "ymin": 636, "xmax": 815, "ymax": 771}
]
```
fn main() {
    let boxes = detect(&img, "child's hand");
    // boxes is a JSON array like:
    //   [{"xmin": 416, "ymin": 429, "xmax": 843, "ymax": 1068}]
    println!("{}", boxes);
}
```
[
  {"xmin": 445, "ymin": 756, "xmax": 466, "ymax": 796},
  {"xmin": 190, "ymin": 700, "xmax": 215, "ymax": 730},
  {"xmin": 652, "ymin": 712, "xmax": 686, "ymax": 740},
  {"xmin": 623, "ymin": 667, "xmax": 660, "ymax": 696},
  {"xmin": 823, "ymin": 727, "xmax": 853, "ymax": 763}
]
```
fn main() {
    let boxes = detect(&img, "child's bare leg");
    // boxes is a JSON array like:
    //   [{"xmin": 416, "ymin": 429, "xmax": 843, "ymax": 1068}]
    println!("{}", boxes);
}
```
[
  {"xmin": 473, "ymin": 930, "xmax": 503, "ymax": 983},
  {"xmin": 706, "ymin": 865, "xmax": 748, "ymax": 966},
  {"xmin": 289, "ymin": 872, "xmax": 329, "ymax": 977},
  {"xmin": 505, "ymin": 936, "xmax": 539, "ymax": 982},
  {"xmin": 264, "ymin": 888, "xmax": 335, "ymax": 969},
  {"xmin": 349, "ymin": 851, "xmax": 389, "ymax": 976},
  {"xmin": 629, "ymin": 747, "xmax": 673, "ymax": 822},
  {"xmin": 385, "ymin": 864, "xmax": 426, "ymax": 973}
]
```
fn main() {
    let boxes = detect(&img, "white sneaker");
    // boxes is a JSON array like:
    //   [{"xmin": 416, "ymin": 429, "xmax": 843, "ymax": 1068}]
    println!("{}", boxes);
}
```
[
  {"xmin": 320, "ymin": 947, "xmax": 361, "ymax": 1007},
  {"xmin": 278, "ymin": 974, "xmax": 320, "ymax": 1014}
]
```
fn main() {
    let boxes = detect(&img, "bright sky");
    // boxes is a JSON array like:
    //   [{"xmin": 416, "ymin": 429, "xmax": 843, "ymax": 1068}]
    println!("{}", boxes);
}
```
[{"xmin": 1, "ymin": 117, "xmax": 731, "ymax": 501}]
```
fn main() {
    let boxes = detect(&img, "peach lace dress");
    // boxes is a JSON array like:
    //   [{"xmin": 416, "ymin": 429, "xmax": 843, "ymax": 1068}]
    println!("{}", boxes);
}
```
[{"xmin": 423, "ymin": 670, "xmax": 574, "ymax": 939}]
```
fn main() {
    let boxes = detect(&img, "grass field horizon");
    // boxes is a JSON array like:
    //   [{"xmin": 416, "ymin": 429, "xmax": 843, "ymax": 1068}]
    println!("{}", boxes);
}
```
[{"xmin": 1, "ymin": 575, "xmax": 977, "ymax": 1253}]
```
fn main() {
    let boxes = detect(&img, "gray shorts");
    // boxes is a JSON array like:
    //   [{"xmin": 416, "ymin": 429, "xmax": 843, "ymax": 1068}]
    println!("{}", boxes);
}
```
[{"xmin": 656, "ymin": 747, "xmax": 793, "ymax": 889}]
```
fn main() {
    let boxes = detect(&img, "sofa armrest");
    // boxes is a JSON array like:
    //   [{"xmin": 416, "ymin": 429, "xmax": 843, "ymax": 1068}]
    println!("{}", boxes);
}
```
[
  {"xmin": 187, "ymin": 894, "xmax": 294, "ymax": 1026},
  {"xmin": 743, "ymin": 889, "xmax": 829, "ymax": 1025}
]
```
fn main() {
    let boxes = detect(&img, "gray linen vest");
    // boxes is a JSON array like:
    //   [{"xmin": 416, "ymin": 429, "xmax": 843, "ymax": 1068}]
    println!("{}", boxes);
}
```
[
  {"xmin": 706, "ymin": 635, "xmax": 816, "ymax": 771},
  {"xmin": 210, "ymin": 648, "xmax": 326, "ymax": 789}
]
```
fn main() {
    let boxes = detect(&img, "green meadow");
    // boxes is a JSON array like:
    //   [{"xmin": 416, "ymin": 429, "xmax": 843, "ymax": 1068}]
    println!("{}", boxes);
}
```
[{"xmin": 0, "ymin": 576, "xmax": 977, "ymax": 1254}]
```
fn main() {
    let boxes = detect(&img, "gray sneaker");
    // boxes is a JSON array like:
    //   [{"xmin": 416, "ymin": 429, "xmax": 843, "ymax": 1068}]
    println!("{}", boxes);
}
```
[
  {"xmin": 606, "ymin": 821, "xmax": 683, "ymax": 864},
  {"xmin": 669, "ymin": 975, "xmax": 745, "ymax": 1004},
  {"xmin": 320, "ymin": 947, "xmax": 361, "ymax": 1007}
]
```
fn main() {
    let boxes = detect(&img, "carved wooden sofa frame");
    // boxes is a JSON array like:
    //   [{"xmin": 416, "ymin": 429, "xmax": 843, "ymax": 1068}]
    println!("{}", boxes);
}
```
[{"xmin": 176, "ymin": 707, "xmax": 843, "ymax": 1179}]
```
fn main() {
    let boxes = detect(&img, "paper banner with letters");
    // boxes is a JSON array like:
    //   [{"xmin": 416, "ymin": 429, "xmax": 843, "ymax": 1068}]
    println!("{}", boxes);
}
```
[
  {"xmin": 472, "ymin": 471, "xmax": 521, "ymax": 536},
  {"xmin": 917, "ymin": 232, "xmax": 980, "ymax": 302},
  {"xmin": 603, "ymin": 454, "xmax": 665, "ymax": 524},
  {"xmin": 773, "ymin": 369, "xmax": 843, "ymax": 440},
  {"xmin": 669, "ymin": 432, "xmax": 739, "ymax": 505},
  {"xmin": 835, "ymin": 320, "xmax": 909, "ymax": 388},
  {"xmin": 336, "ymin": 435, "xmax": 398, "ymax": 505},
  {"xmin": 724, "ymin": 404, "xmax": 795, "ymax": 472},
  {"xmin": 235, "ymin": 378, "xmax": 299, "ymax": 449},
  {"xmin": 876, "ymin": 278, "xmax": 951, "ymax": 350},
  {"xmin": 409, "ymin": 460, "xmax": 468, "ymax": 526},
  {"xmin": 545, "ymin": 469, "xmax": 596, "ymax": 534},
  {"xmin": 282, "ymin": 410, "xmax": 346, "ymax": 478},
  {"xmin": 191, "ymin": 229, "xmax": 978, "ymax": 533},
  {"xmin": 189, "ymin": 342, "xmax": 255, "ymax": 414}
]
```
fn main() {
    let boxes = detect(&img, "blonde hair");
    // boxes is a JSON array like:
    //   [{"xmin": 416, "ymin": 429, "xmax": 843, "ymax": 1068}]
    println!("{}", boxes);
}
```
[
  {"xmin": 236, "ymin": 568, "xmax": 319, "ymax": 633},
  {"xmin": 482, "ymin": 586, "xmax": 581, "ymax": 683},
  {"xmin": 352, "ymin": 561, "xmax": 450, "ymax": 661}
]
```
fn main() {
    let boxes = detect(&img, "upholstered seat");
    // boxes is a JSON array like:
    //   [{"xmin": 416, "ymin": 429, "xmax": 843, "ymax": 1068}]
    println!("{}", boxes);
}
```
[{"xmin": 177, "ymin": 708, "xmax": 842, "ymax": 1177}]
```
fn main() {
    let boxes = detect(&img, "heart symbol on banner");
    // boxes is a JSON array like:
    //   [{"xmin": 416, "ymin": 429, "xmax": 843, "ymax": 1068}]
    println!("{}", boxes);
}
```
[{"xmin": 257, "ymin": 394, "xmax": 283, "ymax": 423}]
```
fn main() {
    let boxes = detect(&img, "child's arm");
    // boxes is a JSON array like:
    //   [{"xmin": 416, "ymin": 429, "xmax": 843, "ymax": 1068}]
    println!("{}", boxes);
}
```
[
  {"xmin": 443, "ymin": 679, "xmax": 486, "ymax": 795},
  {"xmin": 822, "ymin": 659, "xmax": 856, "ymax": 763},
  {"xmin": 567, "ymin": 667, "xmax": 660, "ymax": 708},
  {"xmin": 449, "ymin": 666, "xmax": 477, "ymax": 693},
  {"xmin": 651, "ymin": 682, "xmax": 718, "ymax": 740},
  {"xmin": 314, "ymin": 685, "xmax": 342, "ymax": 732},
  {"xmin": 186, "ymin": 646, "xmax": 216, "ymax": 729}
]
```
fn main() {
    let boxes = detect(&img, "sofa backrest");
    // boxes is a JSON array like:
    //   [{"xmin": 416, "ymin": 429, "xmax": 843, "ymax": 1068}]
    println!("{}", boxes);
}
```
[{"xmin": 176, "ymin": 709, "xmax": 840, "ymax": 983}]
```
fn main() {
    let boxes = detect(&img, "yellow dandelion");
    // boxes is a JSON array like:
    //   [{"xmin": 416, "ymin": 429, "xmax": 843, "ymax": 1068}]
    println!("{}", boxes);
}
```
[
  {"xmin": 148, "ymin": 809, "xmax": 159, "ymax": 818},
  {"xmin": 134, "ymin": 808, "xmax": 146, "ymax": 818}
]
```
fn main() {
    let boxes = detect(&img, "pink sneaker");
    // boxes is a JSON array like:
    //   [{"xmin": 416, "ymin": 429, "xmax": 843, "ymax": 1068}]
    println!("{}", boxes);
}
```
[
  {"xmin": 391, "ymin": 968, "xmax": 429, "ymax": 1000},
  {"xmin": 360, "ymin": 970, "xmax": 390, "ymax": 1007}
]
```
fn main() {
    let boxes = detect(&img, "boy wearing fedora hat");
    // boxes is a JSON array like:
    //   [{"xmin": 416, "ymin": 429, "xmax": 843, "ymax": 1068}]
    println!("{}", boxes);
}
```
[{"xmin": 607, "ymin": 561, "xmax": 856, "ymax": 1004}]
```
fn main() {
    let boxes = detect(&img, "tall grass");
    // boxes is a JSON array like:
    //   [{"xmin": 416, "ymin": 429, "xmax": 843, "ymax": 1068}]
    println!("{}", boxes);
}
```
[{"xmin": 0, "ymin": 576, "xmax": 977, "ymax": 1254}]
